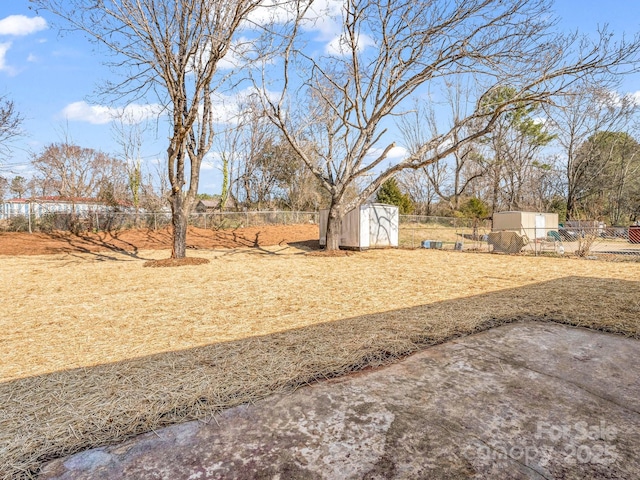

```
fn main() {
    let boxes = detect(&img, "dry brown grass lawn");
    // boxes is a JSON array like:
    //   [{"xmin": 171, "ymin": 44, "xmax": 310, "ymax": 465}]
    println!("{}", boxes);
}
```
[{"xmin": 1, "ymin": 246, "xmax": 639, "ymax": 478}]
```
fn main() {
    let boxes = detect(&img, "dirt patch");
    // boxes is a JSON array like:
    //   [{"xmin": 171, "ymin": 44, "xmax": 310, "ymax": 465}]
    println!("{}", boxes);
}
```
[{"xmin": 0, "ymin": 223, "xmax": 320, "ymax": 256}]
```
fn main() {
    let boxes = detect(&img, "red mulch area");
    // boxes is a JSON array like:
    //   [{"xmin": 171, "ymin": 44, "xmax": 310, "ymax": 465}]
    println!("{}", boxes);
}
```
[{"xmin": 0, "ymin": 224, "xmax": 321, "ymax": 256}]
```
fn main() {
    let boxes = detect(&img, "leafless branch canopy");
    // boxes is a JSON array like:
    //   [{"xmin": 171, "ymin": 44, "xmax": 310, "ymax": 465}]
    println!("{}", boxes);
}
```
[
  {"xmin": 32, "ymin": 0, "xmax": 263, "ymax": 193},
  {"xmin": 0, "ymin": 95, "xmax": 23, "ymax": 158},
  {"xmin": 32, "ymin": 0, "xmax": 268, "ymax": 256},
  {"xmin": 262, "ymin": 0, "xmax": 640, "ymax": 215}
]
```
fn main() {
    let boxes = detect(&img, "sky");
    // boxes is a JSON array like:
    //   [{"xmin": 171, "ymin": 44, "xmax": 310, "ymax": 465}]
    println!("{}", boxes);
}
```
[{"xmin": 0, "ymin": 0, "xmax": 639, "ymax": 195}]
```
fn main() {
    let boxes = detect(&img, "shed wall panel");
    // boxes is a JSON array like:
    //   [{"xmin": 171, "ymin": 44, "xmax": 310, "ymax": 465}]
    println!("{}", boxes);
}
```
[
  {"xmin": 493, "ymin": 211, "xmax": 558, "ymax": 238},
  {"xmin": 341, "ymin": 207, "xmax": 361, "ymax": 248}
]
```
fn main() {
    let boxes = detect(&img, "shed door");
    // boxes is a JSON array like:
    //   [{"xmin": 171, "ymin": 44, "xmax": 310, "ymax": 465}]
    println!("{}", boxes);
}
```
[
  {"xmin": 370, "ymin": 206, "xmax": 392, "ymax": 247},
  {"xmin": 535, "ymin": 214, "xmax": 546, "ymax": 238},
  {"xmin": 359, "ymin": 206, "xmax": 370, "ymax": 248}
]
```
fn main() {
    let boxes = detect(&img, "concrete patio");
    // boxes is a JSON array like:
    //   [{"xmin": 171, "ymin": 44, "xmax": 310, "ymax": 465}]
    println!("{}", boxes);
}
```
[{"xmin": 40, "ymin": 322, "xmax": 640, "ymax": 479}]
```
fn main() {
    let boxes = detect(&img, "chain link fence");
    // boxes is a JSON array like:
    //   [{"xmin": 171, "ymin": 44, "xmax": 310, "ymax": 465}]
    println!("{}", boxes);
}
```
[
  {"xmin": 398, "ymin": 215, "xmax": 492, "ymax": 251},
  {"xmin": 0, "ymin": 210, "xmax": 319, "ymax": 234},
  {"xmin": 3, "ymin": 208, "xmax": 639, "ymax": 261},
  {"xmin": 400, "ymin": 216, "xmax": 640, "ymax": 261}
]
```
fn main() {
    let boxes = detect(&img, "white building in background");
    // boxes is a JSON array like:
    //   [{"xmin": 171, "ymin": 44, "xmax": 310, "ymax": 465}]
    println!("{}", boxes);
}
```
[{"xmin": 0, "ymin": 197, "xmax": 132, "ymax": 220}]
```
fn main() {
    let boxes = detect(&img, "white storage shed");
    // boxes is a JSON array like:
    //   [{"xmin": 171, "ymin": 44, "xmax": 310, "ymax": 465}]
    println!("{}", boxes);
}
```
[
  {"xmin": 492, "ymin": 211, "xmax": 559, "ymax": 239},
  {"xmin": 319, "ymin": 203, "xmax": 399, "ymax": 249}
]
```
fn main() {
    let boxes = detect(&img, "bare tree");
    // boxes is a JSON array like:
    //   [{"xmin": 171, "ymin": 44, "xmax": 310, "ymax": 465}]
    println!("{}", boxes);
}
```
[
  {"xmin": 239, "ymin": 108, "xmax": 283, "ymax": 209},
  {"xmin": 213, "ymin": 122, "xmax": 243, "ymax": 210},
  {"xmin": 31, "ymin": 142, "xmax": 127, "ymax": 204},
  {"xmin": 0, "ymin": 95, "xmax": 22, "ymax": 158},
  {"xmin": 260, "ymin": 0, "xmax": 640, "ymax": 250},
  {"xmin": 112, "ymin": 114, "xmax": 149, "ymax": 224},
  {"xmin": 281, "ymin": 149, "xmax": 329, "ymax": 211},
  {"xmin": 33, "ymin": 0, "xmax": 265, "ymax": 258},
  {"xmin": 0, "ymin": 176, "xmax": 8, "ymax": 201},
  {"xmin": 525, "ymin": 158, "xmax": 565, "ymax": 213},
  {"xmin": 395, "ymin": 168, "xmax": 438, "ymax": 216},
  {"xmin": 140, "ymin": 165, "xmax": 170, "ymax": 213},
  {"xmin": 545, "ymin": 84, "xmax": 639, "ymax": 220},
  {"xmin": 473, "ymin": 86, "xmax": 556, "ymax": 213},
  {"xmin": 400, "ymin": 96, "xmax": 485, "ymax": 213},
  {"xmin": 216, "ymin": 96, "xmax": 324, "ymax": 210}
]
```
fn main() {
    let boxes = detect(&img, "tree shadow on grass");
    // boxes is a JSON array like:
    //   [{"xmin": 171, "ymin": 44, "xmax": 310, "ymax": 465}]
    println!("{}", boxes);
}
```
[
  {"xmin": 288, "ymin": 239, "xmax": 322, "ymax": 251},
  {"xmin": 47, "ymin": 230, "xmax": 156, "ymax": 261},
  {"xmin": 1, "ymin": 276, "xmax": 639, "ymax": 478},
  {"xmin": 4, "ymin": 225, "xmax": 319, "ymax": 261}
]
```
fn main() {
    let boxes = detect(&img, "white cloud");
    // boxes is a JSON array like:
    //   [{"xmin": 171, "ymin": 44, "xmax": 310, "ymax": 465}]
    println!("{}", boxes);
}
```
[
  {"xmin": 600, "ymin": 89, "xmax": 640, "ymax": 108},
  {"xmin": 629, "ymin": 91, "xmax": 640, "ymax": 106},
  {"xmin": 200, "ymin": 152, "xmax": 220, "ymax": 171},
  {"xmin": 0, "ymin": 15, "xmax": 47, "ymax": 36},
  {"xmin": 208, "ymin": 93, "xmax": 241, "ymax": 125},
  {"xmin": 0, "ymin": 42, "xmax": 16, "ymax": 75},
  {"xmin": 217, "ymin": 37, "xmax": 255, "ymax": 70},
  {"xmin": 62, "ymin": 102, "xmax": 115, "ymax": 124},
  {"xmin": 61, "ymin": 101, "xmax": 163, "ymax": 125},
  {"xmin": 208, "ymin": 86, "xmax": 280, "ymax": 125},
  {"xmin": 27, "ymin": 53, "xmax": 37, "ymax": 62},
  {"xmin": 246, "ymin": 0, "xmax": 299, "ymax": 27},
  {"xmin": 325, "ymin": 33, "xmax": 375, "ymax": 56},
  {"xmin": 366, "ymin": 145, "xmax": 409, "ymax": 163},
  {"xmin": 245, "ymin": 0, "xmax": 344, "ymax": 47},
  {"xmin": 62, "ymin": 87, "xmax": 278, "ymax": 128},
  {"xmin": 302, "ymin": 0, "xmax": 344, "ymax": 39},
  {"xmin": 0, "ymin": 42, "xmax": 11, "ymax": 69},
  {"xmin": 117, "ymin": 103, "xmax": 165, "ymax": 123},
  {"xmin": 245, "ymin": 0, "xmax": 342, "ymax": 34},
  {"xmin": 387, "ymin": 145, "xmax": 408, "ymax": 160}
]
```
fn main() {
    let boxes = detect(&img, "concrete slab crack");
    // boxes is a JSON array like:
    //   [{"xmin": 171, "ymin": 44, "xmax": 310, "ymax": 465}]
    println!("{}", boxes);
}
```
[{"xmin": 464, "ymin": 344, "xmax": 640, "ymax": 417}]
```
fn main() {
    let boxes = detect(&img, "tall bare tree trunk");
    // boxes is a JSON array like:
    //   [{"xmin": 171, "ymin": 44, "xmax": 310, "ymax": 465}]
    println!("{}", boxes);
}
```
[
  {"xmin": 325, "ymin": 201, "xmax": 343, "ymax": 251},
  {"xmin": 170, "ymin": 192, "xmax": 192, "ymax": 258},
  {"xmin": 566, "ymin": 187, "xmax": 578, "ymax": 220}
]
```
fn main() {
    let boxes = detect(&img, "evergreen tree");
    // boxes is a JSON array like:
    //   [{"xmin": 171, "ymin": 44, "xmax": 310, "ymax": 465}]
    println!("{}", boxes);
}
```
[
  {"xmin": 459, "ymin": 197, "xmax": 489, "ymax": 220},
  {"xmin": 10, "ymin": 176, "xmax": 27, "ymax": 198},
  {"xmin": 376, "ymin": 177, "xmax": 414, "ymax": 214}
]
